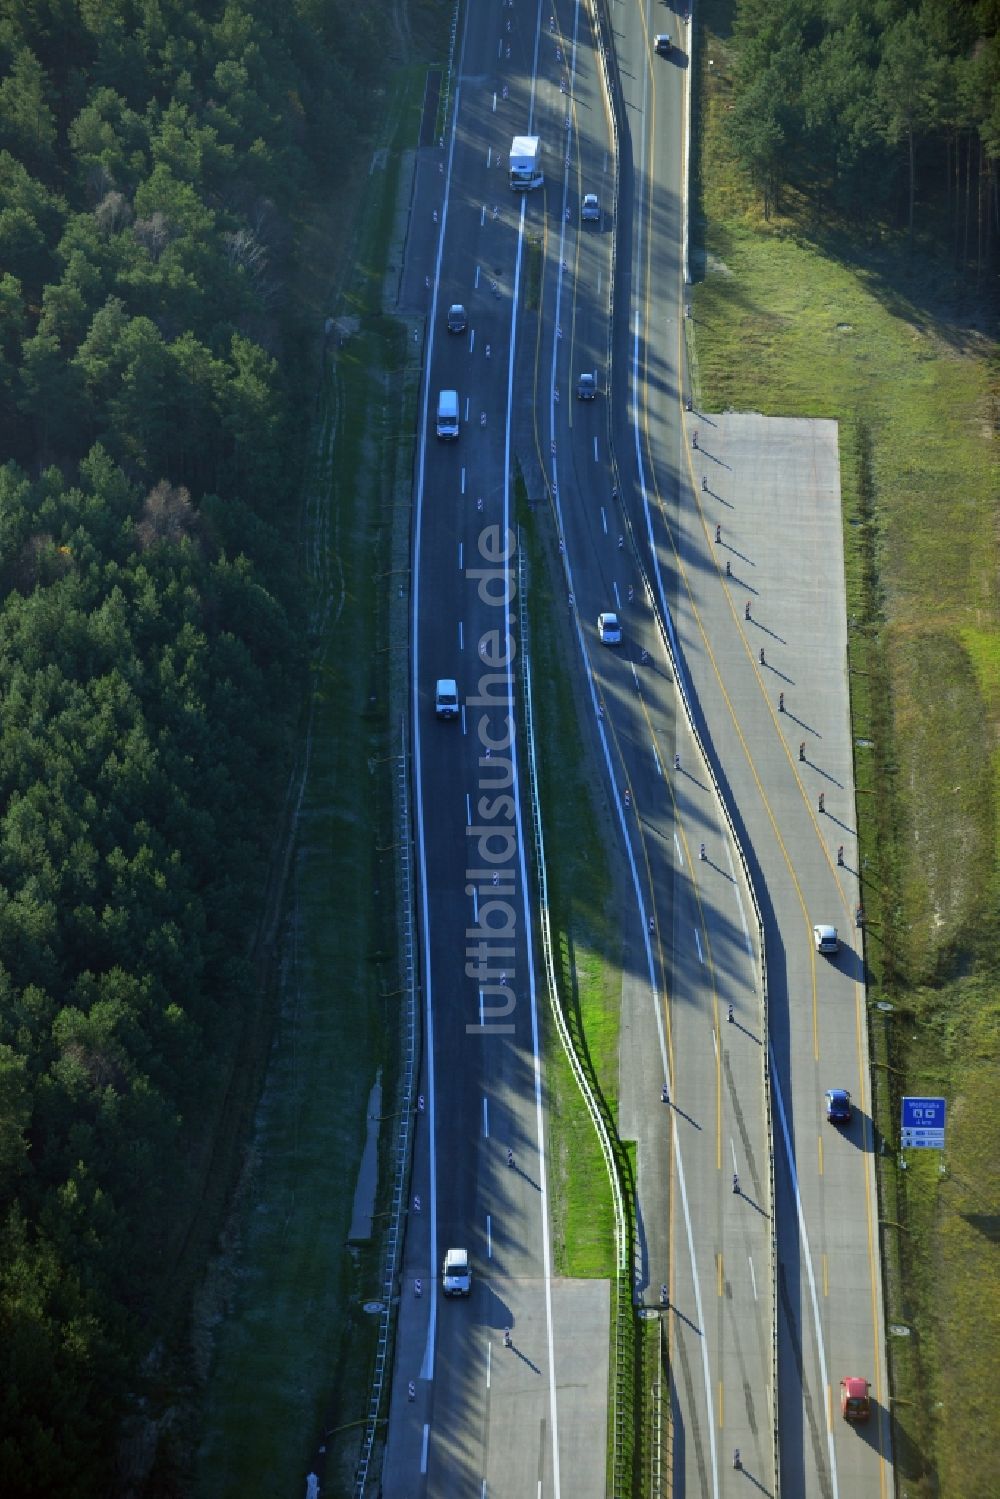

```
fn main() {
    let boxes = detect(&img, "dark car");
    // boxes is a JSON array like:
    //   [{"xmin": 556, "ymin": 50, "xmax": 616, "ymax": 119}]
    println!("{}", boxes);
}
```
[
  {"xmin": 654, "ymin": 33, "xmax": 672, "ymax": 56},
  {"xmin": 447, "ymin": 303, "xmax": 467, "ymax": 333},
  {"xmin": 577, "ymin": 371, "xmax": 597, "ymax": 400},
  {"xmin": 825, "ymin": 1088, "xmax": 852, "ymax": 1125}
]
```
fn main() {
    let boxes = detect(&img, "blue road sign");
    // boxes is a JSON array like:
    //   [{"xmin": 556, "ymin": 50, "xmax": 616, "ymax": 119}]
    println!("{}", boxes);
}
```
[{"xmin": 901, "ymin": 1096, "xmax": 946, "ymax": 1149}]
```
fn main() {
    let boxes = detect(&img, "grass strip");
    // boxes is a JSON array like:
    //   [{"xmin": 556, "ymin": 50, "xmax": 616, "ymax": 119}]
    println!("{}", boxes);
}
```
[{"xmin": 515, "ymin": 472, "xmax": 621, "ymax": 1277}]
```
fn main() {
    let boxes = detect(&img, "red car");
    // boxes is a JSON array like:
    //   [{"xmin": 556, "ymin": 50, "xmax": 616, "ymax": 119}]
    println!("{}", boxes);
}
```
[{"xmin": 840, "ymin": 1377, "xmax": 871, "ymax": 1423}]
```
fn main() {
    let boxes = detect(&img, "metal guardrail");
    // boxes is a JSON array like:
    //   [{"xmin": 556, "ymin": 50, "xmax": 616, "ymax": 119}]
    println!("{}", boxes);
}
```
[
  {"xmin": 516, "ymin": 543, "xmax": 633, "ymax": 1496},
  {"xmin": 436, "ymin": 0, "xmax": 461, "ymax": 148},
  {"xmin": 353, "ymin": 729, "xmax": 419, "ymax": 1498},
  {"xmin": 355, "ymin": 8, "xmax": 457, "ymax": 1487}
]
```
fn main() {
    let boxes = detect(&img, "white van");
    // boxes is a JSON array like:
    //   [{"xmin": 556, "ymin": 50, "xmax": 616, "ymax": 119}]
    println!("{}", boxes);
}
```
[
  {"xmin": 435, "ymin": 679, "xmax": 460, "ymax": 719},
  {"xmin": 436, "ymin": 388, "xmax": 459, "ymax": 440},
  {"xmin": 442, "ymin": 1247, "xmax": 471, "ymax": 1296}
]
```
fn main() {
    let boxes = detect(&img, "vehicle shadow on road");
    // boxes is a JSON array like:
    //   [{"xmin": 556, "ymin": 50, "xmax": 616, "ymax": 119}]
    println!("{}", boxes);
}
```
[{"xmin": 829, "ymin": 945, "xmax": 865, "ymax": 984}]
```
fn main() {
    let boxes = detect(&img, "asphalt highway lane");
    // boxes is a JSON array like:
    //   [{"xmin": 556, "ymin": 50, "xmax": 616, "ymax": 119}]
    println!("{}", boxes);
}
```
[
  {"xmin": 555, "ymin": 10, "xmax": 779, "ymax": 1495},
  {"xmin": 383, "ymin": 4, "xmax": 612, "ymax": 1495},
  {"xmin": 380, "ymin": 0, "xmax": 893, "ymax": 1491},
  {"xmin": 663, "ymin": 413, "xmax": 893, "ymax": 1498}
]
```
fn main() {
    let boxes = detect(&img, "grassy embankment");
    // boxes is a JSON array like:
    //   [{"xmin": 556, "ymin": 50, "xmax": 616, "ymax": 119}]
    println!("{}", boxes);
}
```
[
  {"xmin": 693, "ymin": 5, "xmax": 1000, "ymax": 1494},
  {"xmin": 515, "ymin": 479, "xmax": 622, "ymax": 1280},
  {"xmin": 193, "ymin": 63, "xmax": 428, "ymax": 1498}
]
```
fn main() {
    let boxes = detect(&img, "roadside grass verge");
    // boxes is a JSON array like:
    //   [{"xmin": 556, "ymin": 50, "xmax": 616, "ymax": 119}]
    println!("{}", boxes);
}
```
[
  {"xmin": 194, "ymin": 69, "xmax": 426, "ymax": 1499},
  {"xmin": 695, "ymin": 4, "xmax": 1000, "ymax": 1492}
]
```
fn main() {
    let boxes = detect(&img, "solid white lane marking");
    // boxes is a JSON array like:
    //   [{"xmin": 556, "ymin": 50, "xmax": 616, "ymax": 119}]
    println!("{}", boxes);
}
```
[
  {"xmin": 482, "ymin": 1095, "xmax": 488, "ymax": 1136},
  {"xmin": 458, "ymin": 542, "xmax": 463, "ymax": 571},
  {"xmin": 461, "ymin": 466, "xmax": 467, "ymax": 494},
  {"xmin": 475, "ymin": 263, "xmax": 481, "ymax": 288},
  {"xmin": 466, "ymin": 794, "xmax": 471, "ymax": 826},
  {"xmin": 749, "ymin": 1256, "xmax": 758, "ymax": 1301},
  {"xmin": 593, "ymin": 436, "xmax": 599, "ymax": 463},
  {"xmin": 486, "ymin": 1213, "xmax": 492, "ymax": 1258},
  {"xmin": 601, "ymin": 506, "xmax": 608, "ymax": 533},
  {"xmin": 458, "ymin": 620, "xmax": 464, "ymax": 651},
  {"xmin": 653, "ymin": 744, "xmax": 663, "ymax": 779},
  {"xmin": 694, "ymin": 928, "xmax": 704, "ymax": 964},
  {"xmin": 726, "ymin": 842, "xmax": 753, "ymax": 956},
  {"xmin": 411, "ymin": 53, "xmax": 475, "ymax": 1376},
  {"xmin": 420, "ymin": 1424, "xmax": 429, "ymax": 1472},
  {"xmin": 485, "ymin": 1343, "xmax": 491, "ymax": 1391},
  {"xmin": 771, "ymin": 1049, "xmax": 840, "ymax": 1495}
]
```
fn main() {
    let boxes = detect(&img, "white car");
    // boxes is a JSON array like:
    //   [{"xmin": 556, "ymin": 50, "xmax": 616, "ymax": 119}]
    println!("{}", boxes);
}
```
[
  {"xmin": 442, "ymin": 1247, "xmax": 471, "ymax": 1296},
  {"xmin": 581, "ymin": 193, "xmax": 600, "ymax": 222},
  {"xmin": 814, "ymin": 924, "xmax": 839, "ymax": 955},
  {"xmin": 598, "ymin": 612, "xmax": 622, "ymax": 645},
  {"xmin": 577, "ymin": 371, "xmax": 597, "ymax": 400},
  {"xmin": 434, "ymin": 678, "xmax": 460, "ymax": 719}
]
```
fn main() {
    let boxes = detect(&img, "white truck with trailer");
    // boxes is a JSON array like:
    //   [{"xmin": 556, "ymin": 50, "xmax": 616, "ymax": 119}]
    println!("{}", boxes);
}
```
[{"xmin": 509, "ymin": 135, "xmax": 543, "ymax": 190}]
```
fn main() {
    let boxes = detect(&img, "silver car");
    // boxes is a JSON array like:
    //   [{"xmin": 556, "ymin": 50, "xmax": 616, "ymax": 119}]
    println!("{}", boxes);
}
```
[
  {"xmin": 581, "ymin": 193, "xmax": 600, "ymax": 223},
  {"xmin": 813, "ymin": 924, "xmax": 839, "ymax": 955},
  {"xmin": 598, "ymin": 612, "xmax": 622, "ymax": 645}
]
